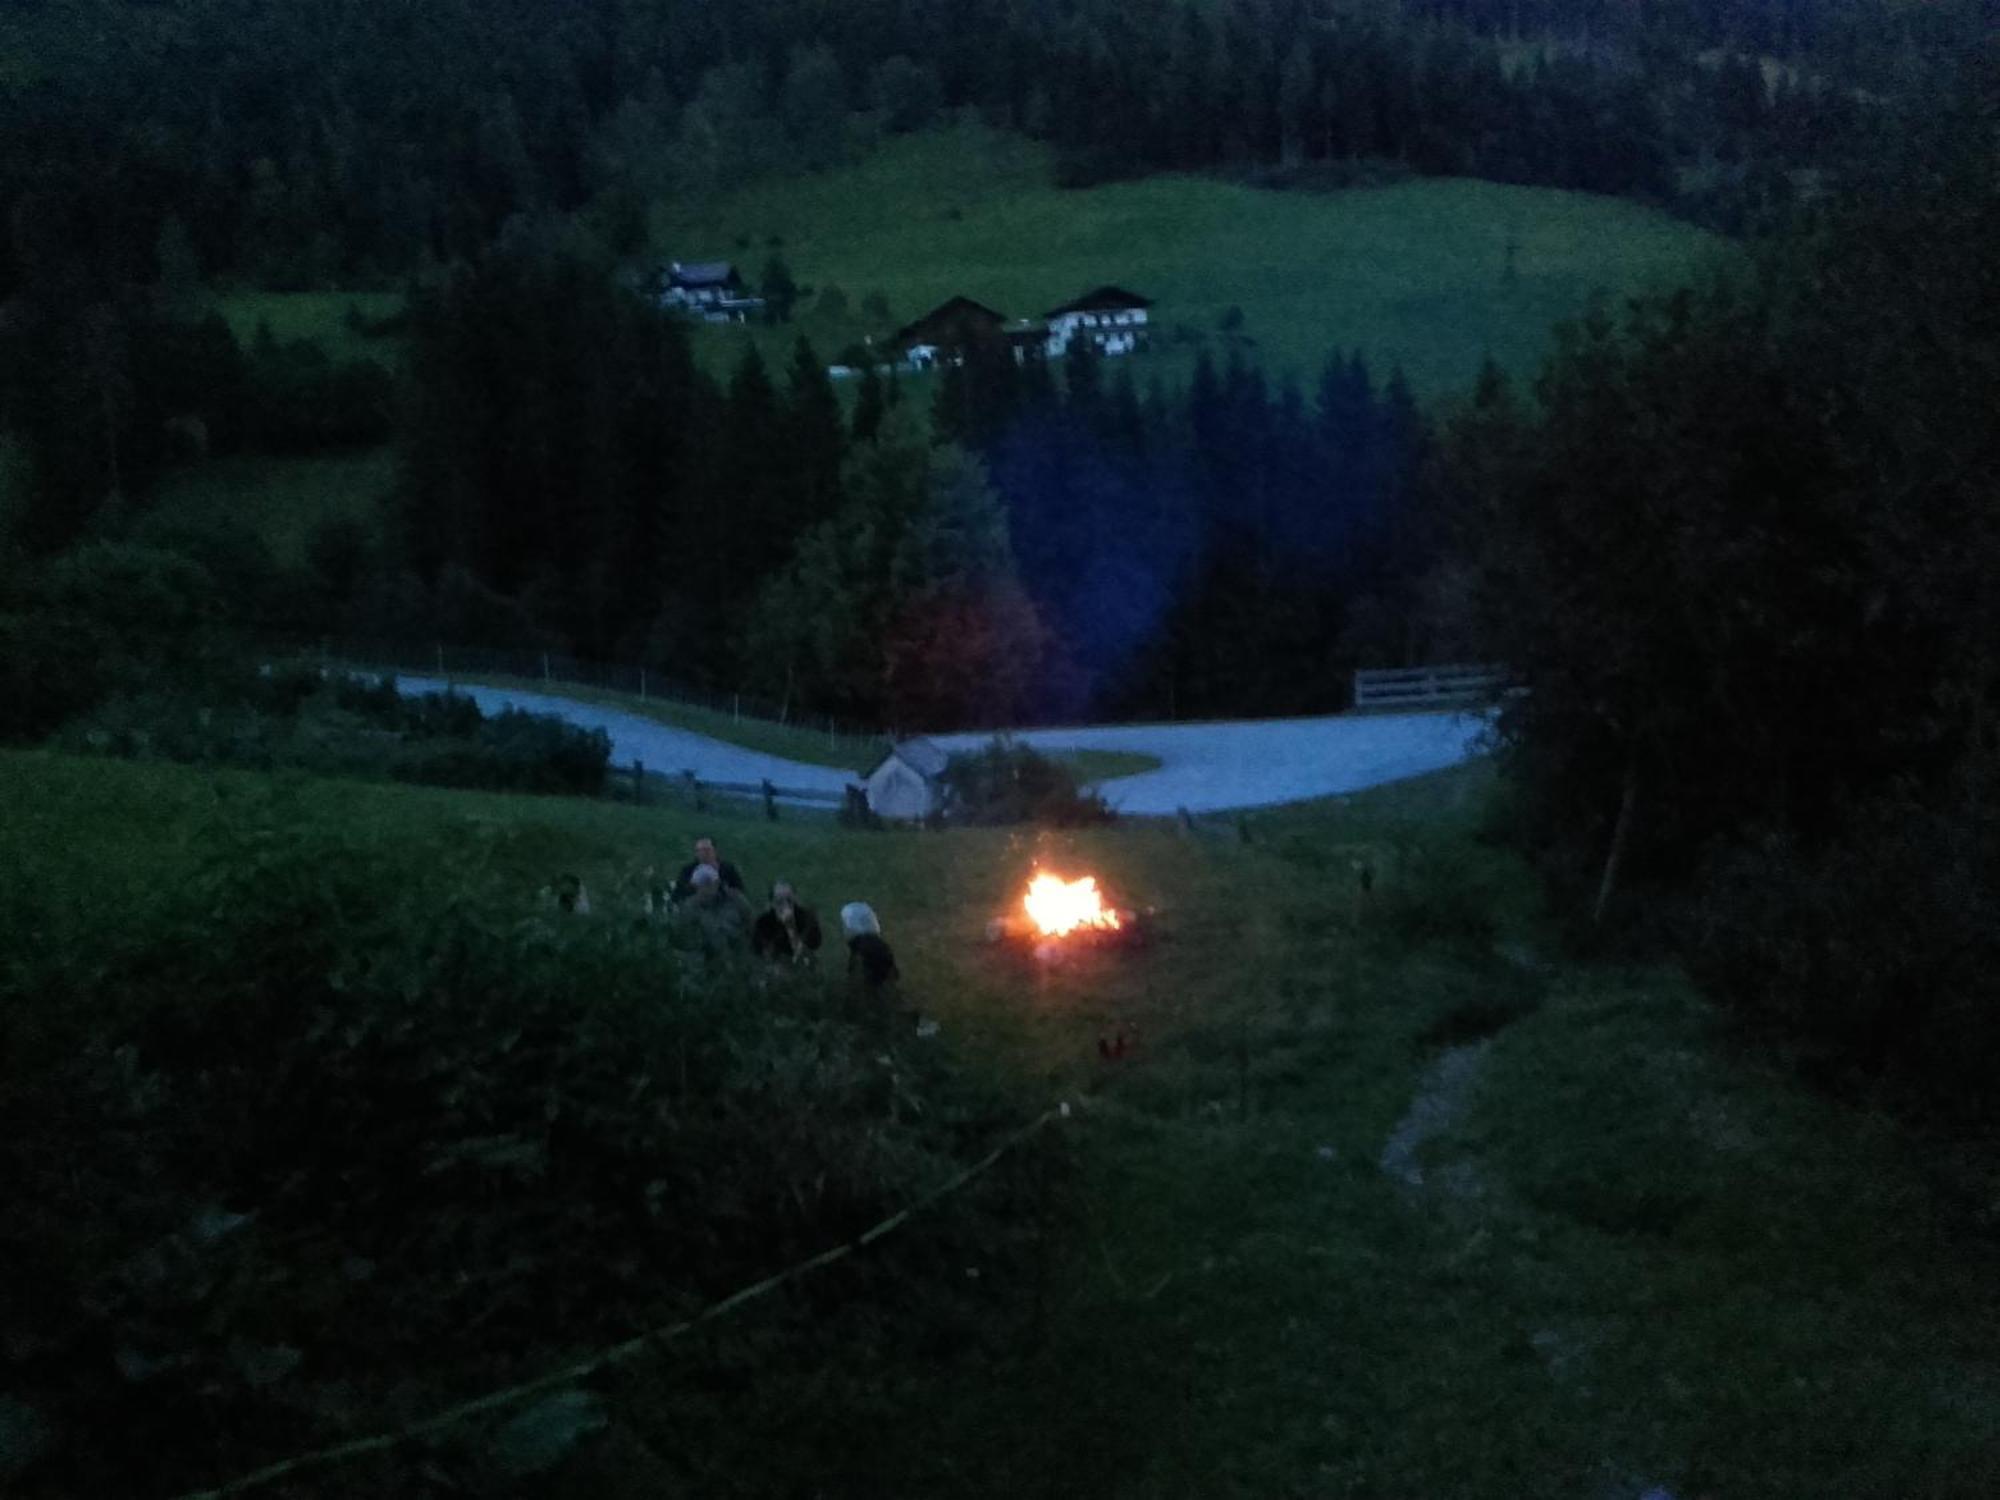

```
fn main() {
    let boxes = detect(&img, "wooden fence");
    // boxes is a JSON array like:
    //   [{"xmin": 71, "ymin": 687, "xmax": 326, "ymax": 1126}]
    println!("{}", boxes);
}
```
[
  {"xmin": 1352, "ymin": 663, "xmax": 1506, "ymax": 710},
  {"xmin": 621, "ymin": 763, "xmax": 848, "ymax": 816}
]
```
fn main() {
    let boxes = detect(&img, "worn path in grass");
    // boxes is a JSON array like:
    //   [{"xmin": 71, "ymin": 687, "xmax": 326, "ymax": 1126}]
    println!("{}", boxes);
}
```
[{"xmin": 394, "ymin": 676, "xmax": 1493, "ymax": 812}]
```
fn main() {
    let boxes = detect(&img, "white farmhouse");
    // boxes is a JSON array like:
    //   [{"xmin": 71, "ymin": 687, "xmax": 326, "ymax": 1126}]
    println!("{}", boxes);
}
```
[
  {"xmin": 1043, "ymin": 286, "xmax": 1154, "ymax": 359},
  {"xmin": 863, "ymin": 737, "xmax": 951, "ymax": 821},
  {"xmin": 658, "ymin": 261, "xmax": 766, "ymax": 323}
]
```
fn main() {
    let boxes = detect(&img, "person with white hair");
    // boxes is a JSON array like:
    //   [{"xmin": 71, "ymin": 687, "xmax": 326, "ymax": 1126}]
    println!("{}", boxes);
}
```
[{"xmin": 841, "ymin": 901, "xmax": 899, "ymax": 989}]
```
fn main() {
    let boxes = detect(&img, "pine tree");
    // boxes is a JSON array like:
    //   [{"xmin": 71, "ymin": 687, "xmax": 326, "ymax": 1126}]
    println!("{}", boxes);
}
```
[
  {"xmin": 785, "ymin": 336, "xmax": 847, "ymax": 528},
  {"xmin": 851, "ymin": 362, "xmax": 887, "ymax": 444}
]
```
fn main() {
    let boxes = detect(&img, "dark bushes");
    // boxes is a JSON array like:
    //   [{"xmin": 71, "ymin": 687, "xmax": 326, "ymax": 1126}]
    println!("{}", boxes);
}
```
[
  {"xmin": 0, "ymin": 811, "xmax": 1024, "ymax": 1497},
  {"xmin": 0, "ymin": 543, "xmax": 228, "ymax": 744},
  {"xmin": 936, "ymin": 739, "xmax": 1112, "ymax": 827},
  {"xmin": 65, "ymin": 670, "xmax": 612, "ymax": 796},
  {"xmin": 1686, "ymin": 775, "xmax": 2000, "ymax": 1121}
]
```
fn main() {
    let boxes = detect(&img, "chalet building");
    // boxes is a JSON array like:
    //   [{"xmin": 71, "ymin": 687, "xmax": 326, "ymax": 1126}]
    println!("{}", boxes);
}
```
[
  {"xmin": 863, "ymin": 737, "xmax": 950, "ymax": 821},
  {"xmin": 859, "ymin": 286, "xmax": 1155, "ymax": 375},
  {"xmin": 889, "ymin": 295, "xmax": 1010, "ymax": 370},
  {"xmin": 658, "ymin": 261, "xmax": 765, "ymax": 323},
  {"xmin": 1043, "ymin": 286, "xmax": 1153, "ymax": 358}
]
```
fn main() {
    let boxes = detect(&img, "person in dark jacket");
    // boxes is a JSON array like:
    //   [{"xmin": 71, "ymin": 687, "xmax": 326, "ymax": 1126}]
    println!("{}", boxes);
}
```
[
  {"xmin": 670, "ymin": 835, "xmax": 745, "ymax": 905},
  {"xmin": 753, "ymin": 881, "xmax": 823, "ymax": 965},
  {"xmin": 841, "ymin": 901, "xmax": 900, "ymax": 988}
]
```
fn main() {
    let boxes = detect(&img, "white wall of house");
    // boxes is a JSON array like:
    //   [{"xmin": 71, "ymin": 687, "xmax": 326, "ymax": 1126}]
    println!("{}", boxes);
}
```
[
  {"xmin": 865, "ymin": 756, "xmax": 936, "ymax": 820},
  {"xmin": 1044, "ymin": 307, "xmax": 1149, "ymax": 359}
]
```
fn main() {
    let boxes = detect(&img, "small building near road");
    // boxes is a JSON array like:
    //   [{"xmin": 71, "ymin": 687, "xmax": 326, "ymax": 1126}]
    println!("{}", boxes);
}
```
[{"xmin": 864, "ymin": 737, "xmax": 951, "ymax": 820}]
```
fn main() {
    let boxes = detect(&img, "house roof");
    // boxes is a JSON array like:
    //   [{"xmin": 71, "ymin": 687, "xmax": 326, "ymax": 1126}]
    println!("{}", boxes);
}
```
[
  {"xmin": 867, "ymin": 736, "xmax": 951, "ymax": 780},
  {"xmin": 670, "ymin": 261, "xmax": 738, "ymax": 287},
  {"xmin": 1044, "ymin": 285, "xmax": 1154, "ymax": 317},
  {"xmin": 891, "ymin": 295, "xmax": 1010, "ymax": 348}
]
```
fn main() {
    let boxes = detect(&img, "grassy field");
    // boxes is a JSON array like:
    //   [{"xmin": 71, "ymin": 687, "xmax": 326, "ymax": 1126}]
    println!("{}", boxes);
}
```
[
  {"xmin": 654, "ymin": 121, "xmax": 1726, "ymax": 397},
  {"xmin": 141, "ymin": 448, "xmax": 396, "ymax": 566},
  {"xmin": 7, "ymin": 746, "xmax": 1996, "ymax": 1496},
  {"xmin": 210, "ymin": 290, "xmax": 406, "ymax": 365}
]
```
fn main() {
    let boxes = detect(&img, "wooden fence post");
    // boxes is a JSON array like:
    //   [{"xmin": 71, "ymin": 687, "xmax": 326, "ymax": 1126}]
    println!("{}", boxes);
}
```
[
  {"xmin": 541, "ymin": 651, "xmax": 551, "ymax": 682},
  {"xmin": 762, "ymin": 779, "xmax": 778, "ymax": 822},
  {"xmin": 632, "ymin": 758, "xmax": 644, "ymax": 805}
]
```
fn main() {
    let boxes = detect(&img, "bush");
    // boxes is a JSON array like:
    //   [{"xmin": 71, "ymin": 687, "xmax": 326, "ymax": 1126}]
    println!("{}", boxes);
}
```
[
  {"xmin": 0, "ymin": 543, "xmax": 228, "ymax": 743},
  {"xmin": 0, "ymin": 813, "xmax": 1027, "ymax": 1496},
  {"xmin": 62, "ymin": 672, "xmax": 612, "ymax": 797},
  {"xmin": 935, "ymin": 739, "xmax": 1112, "ymax": 827},
  {"xmin": 243, "ymin": 331, "xmax": 397, "ymax": 453},
  {"xmin": 1685, "ymin": 775, "xmax": 2000, "ymax": 1121}
]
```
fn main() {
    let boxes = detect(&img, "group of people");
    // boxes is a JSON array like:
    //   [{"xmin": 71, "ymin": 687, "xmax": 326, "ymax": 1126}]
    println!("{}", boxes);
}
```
[{"xmin": 665, "ymin": 835, "xmax": 899, "ymax": 988}]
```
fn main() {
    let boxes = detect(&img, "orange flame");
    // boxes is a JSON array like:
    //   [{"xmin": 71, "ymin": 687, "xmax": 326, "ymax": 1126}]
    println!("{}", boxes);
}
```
[{"xmin": 1023, "ymin": 872, "xmax": 1122, "ymax": 937}]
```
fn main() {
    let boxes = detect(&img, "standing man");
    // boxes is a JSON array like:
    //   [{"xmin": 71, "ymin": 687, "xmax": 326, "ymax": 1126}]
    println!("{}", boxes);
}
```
[{"xmin": 671, "ymin": 835, "xmax": 746, "ymax": 905}]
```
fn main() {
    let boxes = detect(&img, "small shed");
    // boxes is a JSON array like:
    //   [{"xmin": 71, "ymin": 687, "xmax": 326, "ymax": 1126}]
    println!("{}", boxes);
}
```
[{"xmin": 864, "ymin": 737, "xmax": 951, "ymax": 821}]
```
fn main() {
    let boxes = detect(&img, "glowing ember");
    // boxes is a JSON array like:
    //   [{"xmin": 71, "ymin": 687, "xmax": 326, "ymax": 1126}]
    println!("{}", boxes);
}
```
[{"xmin": 1022, "ymin": 872, "xmax": 1123, "ymax": 938}]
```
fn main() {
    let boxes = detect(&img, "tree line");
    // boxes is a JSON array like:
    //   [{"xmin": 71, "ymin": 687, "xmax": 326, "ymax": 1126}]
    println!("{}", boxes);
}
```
[
  {"xmin": 1, "ymin": 0, "xmax": 1962, "ymax": 299},
  {"xmin": 382, "ymin": 218, "xmax": 1430, "ymax": 730},
  {"xmin": 1427, "ymin": 59, "xmax": 1999, "ymax": 1114}
]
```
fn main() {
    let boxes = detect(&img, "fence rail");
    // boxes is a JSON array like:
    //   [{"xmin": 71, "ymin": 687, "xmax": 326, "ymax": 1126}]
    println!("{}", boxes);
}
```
[
  {"xmin": 1352, "ymin": 663, "xmax": 1506, "ymax": 710},
  {"xmin": 299, "ymin": 638, "xmax": 885, "ymax": 757}
]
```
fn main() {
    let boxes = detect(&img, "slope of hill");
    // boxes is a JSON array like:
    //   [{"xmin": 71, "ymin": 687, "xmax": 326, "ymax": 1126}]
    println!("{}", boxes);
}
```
[
  {"xmin": 656, "ymin": 122, "xmax": 1727, "ymax": 396},
  {"xmin": 6, "ymin": 748, "xmax": 1996, "ymax": 1494}
]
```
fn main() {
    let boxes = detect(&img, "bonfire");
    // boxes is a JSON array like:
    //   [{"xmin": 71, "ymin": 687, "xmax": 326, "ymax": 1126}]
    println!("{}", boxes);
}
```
[{"xmin": 985, "ymin": 869, "xmax": 1151, "ymax": 958}]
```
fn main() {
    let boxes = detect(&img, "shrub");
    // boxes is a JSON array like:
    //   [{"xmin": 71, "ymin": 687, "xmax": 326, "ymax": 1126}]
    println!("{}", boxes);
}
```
[
  {"xmin": 62, "ymin": 672, "xmax": 612, "ymax": 797},
  {"xmin": 0, "ymin": 544, "xmax": 228, "ymax": 743},
  {"xmin": 0, "ymin": 814, "xmax": 1027, "ymax": 1496},
  {"xmin": 1685, "ymin": 775, "xmax": 2000, "ymax": 1121},
  {"xmin": 936, "ymin": 738, "xmax": 1113, "ymax": 827}
]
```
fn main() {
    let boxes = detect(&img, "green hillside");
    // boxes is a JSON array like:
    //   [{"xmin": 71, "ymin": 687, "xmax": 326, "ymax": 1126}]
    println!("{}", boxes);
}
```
[
  {"xmin": 7, "ymin": 748, "xmax": 1995, "ymax": 1495},
  {"xmin": 142, "ymin": 448, "xmax": 395, "ymax": 566},
  {"xmin": 657, "ymin": 123, "xmax": 1727, "ymax": 396},
  {"xmin": 209, "ymin": 291, "xmax": 406, "ymax": 366}
]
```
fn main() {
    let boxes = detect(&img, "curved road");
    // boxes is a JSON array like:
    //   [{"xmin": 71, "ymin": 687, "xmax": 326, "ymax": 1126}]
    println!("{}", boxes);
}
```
[{"xmin": 394, "ymin": 677, "xmax": 1491, "ymax": 815}]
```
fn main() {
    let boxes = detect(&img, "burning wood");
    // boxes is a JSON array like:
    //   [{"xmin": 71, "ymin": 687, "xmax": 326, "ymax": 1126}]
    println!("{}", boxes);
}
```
[
  {"xmin": 1022, "ymin": 872, "xmax": 1121, "ymax": 937},
  {"xmin": 985, "ymin": 869, "xmax": 1153, "ymax": 956}
]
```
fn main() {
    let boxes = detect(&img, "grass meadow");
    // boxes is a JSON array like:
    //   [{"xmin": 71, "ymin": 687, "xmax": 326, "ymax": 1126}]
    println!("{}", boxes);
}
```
[
  {"xmin": 5, "ymin": 746, "xmax": 1995, "ymax": 1496},
  {"xmin": 119, "ymin": 124, "xmax": 1719, "ymax": 576},
  {"xmin": 655, "ymin": 121, "xmax": 1726, "ymax": 397},
  {"xmin": 142, "ymin": 447, "xmax": 396, "ymax": 566},
  {"xmin": 209, "ymin": 290, "xmax": 407, "ymax": 365}
]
